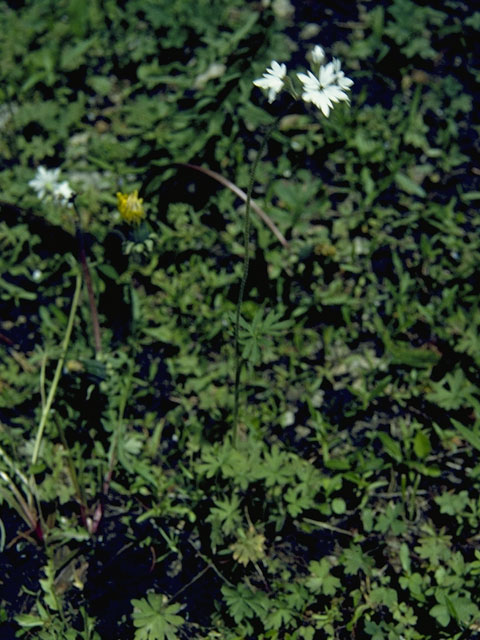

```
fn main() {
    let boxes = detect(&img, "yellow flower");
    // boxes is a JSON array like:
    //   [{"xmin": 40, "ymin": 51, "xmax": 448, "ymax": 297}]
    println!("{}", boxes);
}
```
[{"xmin": 116, "ymin": 190, "xmax": 145, "ymax": 224}]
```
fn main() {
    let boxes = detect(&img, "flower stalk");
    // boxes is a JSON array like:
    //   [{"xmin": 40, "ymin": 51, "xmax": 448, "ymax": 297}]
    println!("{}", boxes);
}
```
[
  {"xmin": 233, "ymin": 118, "xmax": 280, "ymax": 446},
  {"xmin": 233, "ymin": 45, "xmax": 353, "ymax": 443},
  {"xmin": 31, "ymin": 272, "xmax": 83, "ymax": 467}
]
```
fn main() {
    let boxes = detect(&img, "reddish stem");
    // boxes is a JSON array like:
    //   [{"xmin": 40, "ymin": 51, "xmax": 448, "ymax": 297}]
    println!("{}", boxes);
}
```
[{"xmin": 75, "ymin": 219, "xmax": 102, "ymax": 355}]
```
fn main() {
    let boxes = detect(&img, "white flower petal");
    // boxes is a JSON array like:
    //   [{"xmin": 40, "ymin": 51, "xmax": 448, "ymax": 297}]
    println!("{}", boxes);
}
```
[
  {"xmin": 297, "ymin": 70, "xmax": 321, "ymax": 92},
  {"xmin": 323, "ymin": 85, "xmax": 349, "ymax": 102},
  {"xmin": 318, "ymin": 62, "xmax": 336, "ymax": 87},
  {"xmin": 270, "ymin": 61, "xmax": 287, "ymax": 78},
  {"xmin": 253, "ymin": 77, "xmax": 274, "ymax": 89},
  {"xmin": 314, "ymin": 92, "xmax": 333, "ymax": 116},
  {"xmin": 337, "ymin": 75, "xmax": 354, "ymax": 90}
]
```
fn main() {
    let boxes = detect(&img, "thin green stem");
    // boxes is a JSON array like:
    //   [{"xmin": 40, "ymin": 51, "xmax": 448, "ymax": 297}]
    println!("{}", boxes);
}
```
[
  {"xmin": 302, "ymin": 517, "xmax": 355, "ymax": 537},
  {"xmin": 165, "ymin": 565, "xmax": 211, "ymax": 605},
  {"xmin": 233, "ymin": 119, "xmax": 279, "ymax": 446},
  {"xmin": 187, "ymin": 540, "xmax": 235, "ymax": 587},
  {"xmin": 31, "ymin": 272, "xmax": 83, "ymax": 467}
]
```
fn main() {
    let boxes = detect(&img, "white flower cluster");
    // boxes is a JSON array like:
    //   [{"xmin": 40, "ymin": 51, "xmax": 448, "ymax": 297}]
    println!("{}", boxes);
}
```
[
  {"xmin": 253, "ymin": 44, "xmax": 353, "ymax": 117},
  {"xmin": 28, "ymin": 166, "xmax": 74, "ymax": 206}
]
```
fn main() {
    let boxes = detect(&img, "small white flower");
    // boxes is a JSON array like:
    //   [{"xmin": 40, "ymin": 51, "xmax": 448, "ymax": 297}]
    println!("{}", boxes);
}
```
[
  {"xmin": 54, "ymin": 180, "xmax": 74, "ymax": 205},
  {"xmin": 332, "ymin": 57, "xmax": 354, "ymax": 91},
  {"xmin": 28, "ymin": 166, "xmax": 61, "ymax": 199},
  {"xmin": 297, "ymin": 57, "xmax": 353, "ymax": 117},
  {"xmin": 311, "ymin": 45, "xmax": 325, "ymax": 65},
  {"xmin": 32, "ymin": 269, "xmax": 42, "ymax": 281},
  {"xmin": 29, "ymin": 166, "xmax": 75, "ymax": 206},
  {"xmin": 253, "ymin": 60, "xmax": 287, "ymax": 103}
]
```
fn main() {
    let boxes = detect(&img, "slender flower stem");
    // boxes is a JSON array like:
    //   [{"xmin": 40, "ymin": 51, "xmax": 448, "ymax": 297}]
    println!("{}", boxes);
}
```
[
  {"xmin": 233, "ymin": 119, "xmax": 280, "ymax": 446},
  {"xmin": 31, "ymin": 272, "xmax": 82, "ymax": 466}
]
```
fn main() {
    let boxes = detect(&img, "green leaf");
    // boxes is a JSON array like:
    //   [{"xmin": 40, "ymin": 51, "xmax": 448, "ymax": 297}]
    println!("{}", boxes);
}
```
[
  {"xmin": 221, "ymin": 583, "xmax": 269, "ymax": 624},
  {"xmin": 413, "ymin": 430, "xmax": 431, "ymax": 459},
  {"xmin": 376, "ymin": 432, "xmax": 402, "ymax": 463},
  {"xmin": 256, "ymin": 444, "xmax": 294, "ymax": 488},
  {"xmin": 399, "ymin": 542, "xmax": 411, "ymax": 573},
  {"xmin": 341, "ymin": 544, "xmax": 374, "ymax": 576},
  {"xmin": 466, "ymin": 12, "xmax": 480, "ymax": 29},
  {"xmin": 369, "ymin": 587, "xmax": 398, "ymax": 608},
  {"xmin": 434, "ymin": 490, "xmax": 469, "ymax": 516},
  {"xmin": 305, "ymin": 558, "xmax": 341, "ymax": 596},
  {"xmin": 386, "ymin": 341, "xmax": 440, "ymax": 368},
  {"xmin": 428, "ymin": 369, "xmax": 477, "ymax": 410},
  {"xmin": 374, "ymin": 502, "xmax": 406, "ymax": 535},
  {"xmin": 14, "ymin": 613, "xmax": 46, "ymax": 629},
  {"xmin": 131, "ymin": 594, "xmax": 184, "ymax": 640},
  {"xmin": 445, "ymin": 595, "xmax": 480, "ymax": 625},
  {"xmin": 207, "ymin": 494, "xmax": 242, "ymax": 536},
  {"xmin": 415, "ymin": 529, "xmax": 452, "ymax": 567},
  {"xmin": 399, "ymin": 572, "xmax": 427, "ymax": 603},
  {"xmin": 332, "ymin": 497, "xmax": 346, "ymax": 514},
  {"xmin": 451, "ymin": 419, "xmax": 480, "ymax": 452},
  {"xmin": 264, "ymin": 606, "xmax": 295, "ymax": 630},
  {"xmin": 395, "ymin": 171, "xmax": 426, "ymax": 197}
]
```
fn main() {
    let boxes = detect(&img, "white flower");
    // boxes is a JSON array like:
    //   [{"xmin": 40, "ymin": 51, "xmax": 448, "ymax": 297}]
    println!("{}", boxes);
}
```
[
  {"xmin": 54, "ymin": 180, "xmax": 74, "ymax": 205},
  {"xmin": 311, "ymin": 45, "xmax": 325, "ymax": 65},
  {"xmin": 297, "ymin": 58, "xmax": 353, "ymax": 117},
  {"xmin": 29, "ymin": 166, "xmax": 74, "ymax": 206},
  {"xmin": 253, "ymin": 60, "xmax": 287, "ymax": 103},
  {"xmin": 28, "ymin": 166, "xmax": 61, "ymax": 199}
]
